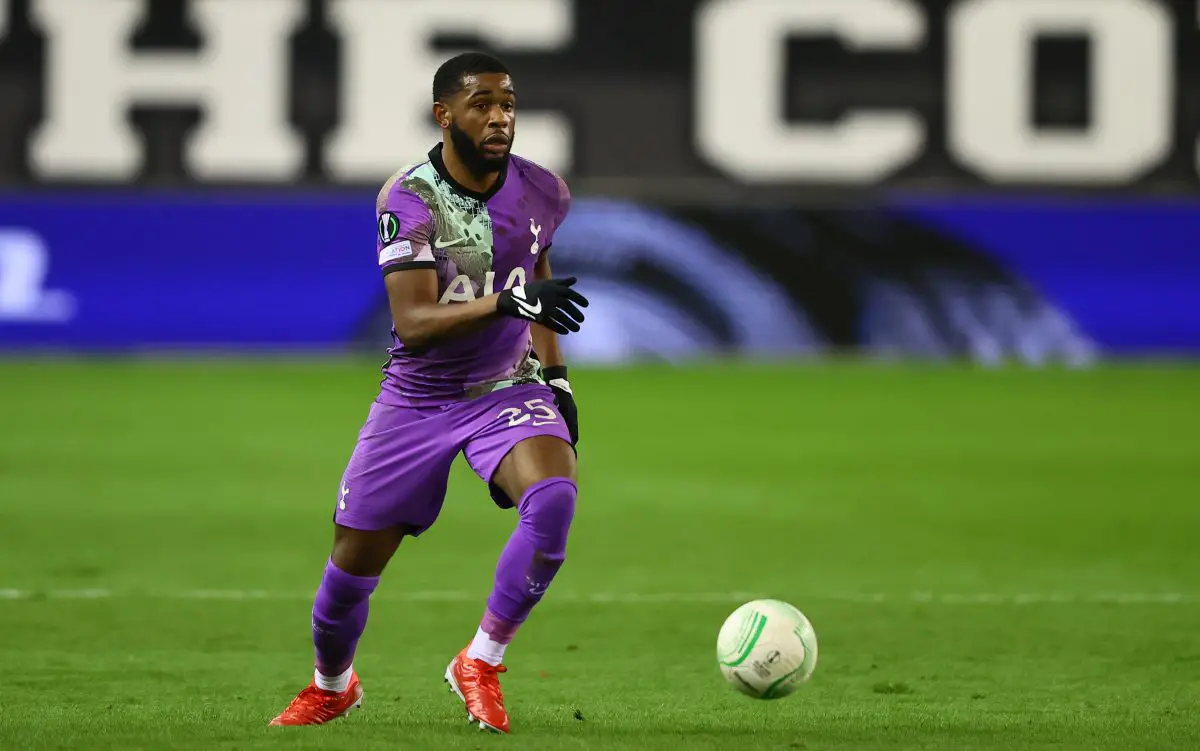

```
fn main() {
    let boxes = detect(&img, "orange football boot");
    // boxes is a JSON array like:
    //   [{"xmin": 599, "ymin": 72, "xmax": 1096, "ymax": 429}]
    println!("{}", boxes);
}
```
[
  {"xmin": 269, "ymin": 671, "xmax": 363, "ymax": 726},
  {"xmin": 444, "ymin": 646, "xmax": 511, "ymax": 733}
]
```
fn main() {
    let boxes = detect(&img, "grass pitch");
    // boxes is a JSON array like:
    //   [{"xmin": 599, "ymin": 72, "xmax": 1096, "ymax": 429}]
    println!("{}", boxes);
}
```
[{"xmin": 1, "ymin": 359, "xmax": 1198, "ymax": 750}]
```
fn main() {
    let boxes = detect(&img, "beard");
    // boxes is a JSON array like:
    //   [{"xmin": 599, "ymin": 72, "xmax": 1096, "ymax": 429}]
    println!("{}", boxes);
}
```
[{"xmin": 449, "ymin": 121, "xmax": 509, "ymax": 176}]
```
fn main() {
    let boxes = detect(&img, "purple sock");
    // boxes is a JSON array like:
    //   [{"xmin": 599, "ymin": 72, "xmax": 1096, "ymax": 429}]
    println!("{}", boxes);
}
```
[
  {"xmin": 485, "ymin": 477, "xmax": 577, "ymax": 634},
  {"xmin": 312, "ymin": 558, "xmax": 379, "ymax": 676},
  {"xmin": 479, "ymin": 608, "xmax": 521, "ymax": 644}
]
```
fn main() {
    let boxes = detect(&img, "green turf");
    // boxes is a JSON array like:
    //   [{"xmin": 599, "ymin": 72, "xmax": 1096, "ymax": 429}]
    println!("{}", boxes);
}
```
[{"xmin": 1, "ymin": 359, "xmax": 1198, "ymax": 750}]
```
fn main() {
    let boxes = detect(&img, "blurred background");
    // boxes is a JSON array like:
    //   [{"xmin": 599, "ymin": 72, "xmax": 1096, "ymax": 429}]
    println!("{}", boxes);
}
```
[
  {"xmin": 2, "ymin": 2, "xmax": 1199, "ymax": 747},
  {"xmin": 1, "ymin": 0, "xmax": 1196, "ymax": 361}
]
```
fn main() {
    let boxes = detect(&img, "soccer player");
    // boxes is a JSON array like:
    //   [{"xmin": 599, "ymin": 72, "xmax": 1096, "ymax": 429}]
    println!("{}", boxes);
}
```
[{"xmin": 270, "ymin": 52, "xmax": 588, "ymax": 734}]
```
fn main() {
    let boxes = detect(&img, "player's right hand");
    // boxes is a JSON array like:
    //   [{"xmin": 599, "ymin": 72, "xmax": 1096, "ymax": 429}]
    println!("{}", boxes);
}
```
[{"xmin": 497, "ymin": 277, "xmax": 589, "ymax": 335}]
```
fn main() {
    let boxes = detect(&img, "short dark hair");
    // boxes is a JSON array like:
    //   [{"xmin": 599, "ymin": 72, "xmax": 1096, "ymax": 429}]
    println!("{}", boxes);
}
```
[{"xmin": 432, "ymin": 52, "xmax": 511, "ymax": 103}]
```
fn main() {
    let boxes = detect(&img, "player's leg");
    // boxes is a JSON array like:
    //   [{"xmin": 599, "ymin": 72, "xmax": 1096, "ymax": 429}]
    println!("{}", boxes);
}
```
[
  {"xmin": 448, "ymin": 386, "xmax": 577, "ymax": 732},
  {"xmin": 307, "ymin": 522, "xmax": 413, "ymax": 693},
  {"xmin": 270, "ymin": 525, "xmax": 409, "ymax": 727},
  {"xmin": 473, "ymin": 435, "xmax": 576, "ymax": 663},
  {"xmin": 271, "ymin": 402, "xmax": 455, "ymax": 727}
]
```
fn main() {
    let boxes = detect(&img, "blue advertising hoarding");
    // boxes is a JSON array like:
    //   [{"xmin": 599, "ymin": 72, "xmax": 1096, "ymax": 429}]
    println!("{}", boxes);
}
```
[
  {"xmin": 0, "ymin": 195, "xmax": 379, "ymax": 348},
  {"xmin": 0, "ymin": 194, "xmax": 1196, "ymax": 360},
  {"xmin": 895, "ymin": 199, "xmax": 1200, "ymax": 354}
]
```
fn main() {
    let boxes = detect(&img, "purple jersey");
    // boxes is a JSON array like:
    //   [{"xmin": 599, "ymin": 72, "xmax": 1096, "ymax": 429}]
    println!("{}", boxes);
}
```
[{"xmin": 372, "ymin": 144, "xmax": 570, "ymax": 406}]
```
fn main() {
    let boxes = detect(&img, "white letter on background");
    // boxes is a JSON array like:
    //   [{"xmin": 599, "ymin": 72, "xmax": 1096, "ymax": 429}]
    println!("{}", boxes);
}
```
[
  {"xmin": 950, "ymin": 0, "xmax": 1171, "ymax": 183},
  {"xmin": 32, "ymin": 0, "xmax": 304, "ymax": 180},
  {"xmin": 328, "ymin": 0, "xmax": 573, "ymax": 181},
  {"xmin": 696, "ymin": 0, "xmax": 926, "ymax": 183}
]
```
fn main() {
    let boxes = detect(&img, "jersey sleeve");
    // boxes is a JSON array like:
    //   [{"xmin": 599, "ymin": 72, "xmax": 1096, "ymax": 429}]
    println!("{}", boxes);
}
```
[
  {"xmin": 542, "ymin": 173, "xmax": 572, "ymax": 251},
  {"xmin": 376, "ymin": 187, "xmax": 437, "ymax": 275}
]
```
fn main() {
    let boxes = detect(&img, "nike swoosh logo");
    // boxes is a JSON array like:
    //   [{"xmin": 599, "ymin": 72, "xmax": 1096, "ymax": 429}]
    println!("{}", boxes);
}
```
[
  {"xmin": 514, "ymin": 297, "xmax": 542, "ymax": 319},
  {"xmin": 434, "ymin": 236, "xmax": 468, "ymax": 249}
]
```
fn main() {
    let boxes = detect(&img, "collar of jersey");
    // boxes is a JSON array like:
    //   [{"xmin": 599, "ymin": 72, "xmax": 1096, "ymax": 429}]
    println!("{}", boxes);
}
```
[{"xmin": 428, "ymin": 143, "xmax": 508, "ymax": 202}]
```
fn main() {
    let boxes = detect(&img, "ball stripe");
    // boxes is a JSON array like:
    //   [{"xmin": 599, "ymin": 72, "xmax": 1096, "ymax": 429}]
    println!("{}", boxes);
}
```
[
  {"xmin": 728, "ymin": 612, "xmax": 762, "ymax": 662},
  {"xmin": 719, "ymin": 612, "xmax": 766, "ymax": 668},
  {"xmin": 717, "ymin": 609, "xmax": 755, "ymax": 663}
]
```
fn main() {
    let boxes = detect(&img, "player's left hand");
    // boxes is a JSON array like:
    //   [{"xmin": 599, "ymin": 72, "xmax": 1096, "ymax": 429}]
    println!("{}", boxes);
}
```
[
  {"xmin": 497, "ymin": 277, "xmax": 588, "ymax": 335},
  {"xmin": 544, "ymin": 366, "xmax": 578, "ymax": 448}
]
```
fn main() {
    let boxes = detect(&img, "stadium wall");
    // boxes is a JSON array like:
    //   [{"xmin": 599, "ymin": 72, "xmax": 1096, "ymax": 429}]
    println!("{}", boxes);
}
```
[
  {"xmin": 2, "ymin": 1, "xmax": 1197, "ymax": 363},
  {"xmin": 1, "ymin": 0, "xmax": 1199, "ymax": 194},
  {"xmin": 1, "ymin": 195, "xmax": 1195, "ymax": 362}
]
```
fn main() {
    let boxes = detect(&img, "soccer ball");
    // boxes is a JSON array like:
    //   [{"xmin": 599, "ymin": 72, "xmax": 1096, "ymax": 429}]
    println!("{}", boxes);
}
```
[{"xmin": 717, "ymin": 599, "xmax": 818, "ymax": 699}]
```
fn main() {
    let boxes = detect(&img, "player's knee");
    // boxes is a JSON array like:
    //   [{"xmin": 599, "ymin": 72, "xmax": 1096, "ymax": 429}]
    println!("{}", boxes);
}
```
[
  {"xmin": 517, "ymin": 477, "xmax": 577, "ymax": 556},
  {"xmin": 313, "ymin": 558, "xmax": 379, "ymax": 621}
]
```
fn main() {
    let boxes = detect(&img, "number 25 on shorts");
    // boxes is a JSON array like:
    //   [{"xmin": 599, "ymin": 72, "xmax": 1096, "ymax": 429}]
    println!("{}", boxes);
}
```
[{"xmin": 498, "ymin": 398, "xmax": 559, "ymax": 427}]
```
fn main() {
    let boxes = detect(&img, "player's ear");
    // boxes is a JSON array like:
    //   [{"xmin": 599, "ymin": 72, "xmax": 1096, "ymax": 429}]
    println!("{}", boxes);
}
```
[{"xmin": 432, "ymin": 101, "xmax": 451, "ymax": 130}]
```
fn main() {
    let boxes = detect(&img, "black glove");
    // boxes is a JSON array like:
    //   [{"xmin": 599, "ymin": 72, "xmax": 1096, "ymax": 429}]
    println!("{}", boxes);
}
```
[
  {"xmin": 543, "ymin": 365, "xmax": 578, "ymax": 448},
  {"xmin": 497, "ymin": 277, "xmax": 588, "ymax": 335}
]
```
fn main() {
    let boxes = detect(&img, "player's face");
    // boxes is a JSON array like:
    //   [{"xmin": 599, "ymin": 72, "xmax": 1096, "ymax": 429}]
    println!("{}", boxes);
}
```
[{"xmin": 442, "ymin": 73, "xmax": 516, "ymax": 174}]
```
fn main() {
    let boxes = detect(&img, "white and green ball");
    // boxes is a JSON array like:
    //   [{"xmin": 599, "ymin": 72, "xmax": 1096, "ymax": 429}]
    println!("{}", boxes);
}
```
[{"xmin": 717, "ymin": 599, "xmax": 818, "ymax": 699}]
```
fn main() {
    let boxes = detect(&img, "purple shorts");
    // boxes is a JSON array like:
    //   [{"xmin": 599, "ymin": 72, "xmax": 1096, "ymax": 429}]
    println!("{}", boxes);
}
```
[{"xmin": 333, "ymin": 383, "xmax": 571, "ymax": 533}]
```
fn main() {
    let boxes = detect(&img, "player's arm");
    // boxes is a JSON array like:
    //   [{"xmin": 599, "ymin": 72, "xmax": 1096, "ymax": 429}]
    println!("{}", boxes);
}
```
[
  {"xmin": 533, "ymin": 172, "xmax": 578, "ymax": 372},
  {"xmin": 377, "ymin": 192, "xmax": 500, "ymax": 347},
  {"xmin": 378, "ymin": 187, "xmax": 586, "ymax": 349},
  {"xmin": 384, "ymin": 268, "xmax": 499, "ymax": 348},
  {"xmin": 531, "ymin": 249, "xmax": 580, "ymax": 447},
  {"xmin": 531, "ymin": 250, "xmax": 565, "ymax": 369},
  {"xmin": 385, "ymin": 266, "xmax": 588, "ymax": 348}
]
